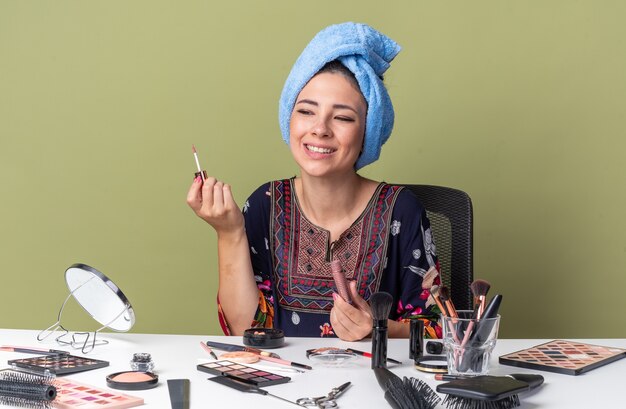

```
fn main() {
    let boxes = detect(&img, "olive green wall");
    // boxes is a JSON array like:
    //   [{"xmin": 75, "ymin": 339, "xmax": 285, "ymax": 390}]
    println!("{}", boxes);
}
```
[{"xmin": 1, "ymin": 1, "xmax": 625, "ymax": 338}]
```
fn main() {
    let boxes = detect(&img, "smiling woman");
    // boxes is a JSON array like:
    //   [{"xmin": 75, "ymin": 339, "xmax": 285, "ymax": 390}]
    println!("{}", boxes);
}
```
[
  {"xmin": 289, "ymin": 70, "xmax": 367, "ymax": 179},
  {"xmin": 187, "ymin": 22, "xmax": 443, "ymax": 341}
]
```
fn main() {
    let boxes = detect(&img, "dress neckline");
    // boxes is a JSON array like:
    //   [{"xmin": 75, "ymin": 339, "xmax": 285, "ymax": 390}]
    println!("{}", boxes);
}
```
[{"xmin": 288, "ymin": 177, "xmax": 387, "ymax": 239}]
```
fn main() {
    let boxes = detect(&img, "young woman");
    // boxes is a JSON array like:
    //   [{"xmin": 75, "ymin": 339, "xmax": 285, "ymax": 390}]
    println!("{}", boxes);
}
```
[{"xmin": 187, "ymin": 23, "xmax": 441, "ymax": 340}]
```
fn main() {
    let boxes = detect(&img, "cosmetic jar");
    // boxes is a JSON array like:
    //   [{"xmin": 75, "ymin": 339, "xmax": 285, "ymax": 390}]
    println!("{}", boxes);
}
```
[
  {"xmin": 426, "ymin": 340, "xmax": 444, "ymax": 355},
  {"xmin": 243, "ymin": 328, "xmax": 285, "ymax": 349},
  {"xmin": 130, "ymin": 353, "xmax": 154, "ymax": 372},
  {"xmin": 414, "ymin": 355, "xmax": 448, "ymax": 374}
]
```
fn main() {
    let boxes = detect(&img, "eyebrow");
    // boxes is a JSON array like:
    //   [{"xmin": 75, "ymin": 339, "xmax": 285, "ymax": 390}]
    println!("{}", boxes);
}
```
[{"xmin": 295, "ymin": 99, "xmax": 358, "ymax": 114}]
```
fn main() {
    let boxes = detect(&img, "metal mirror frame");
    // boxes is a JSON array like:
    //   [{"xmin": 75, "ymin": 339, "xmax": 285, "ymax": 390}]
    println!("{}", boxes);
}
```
[{"xmin": 38, "ymin": 263, "xmax": 136, "ymax": 353}]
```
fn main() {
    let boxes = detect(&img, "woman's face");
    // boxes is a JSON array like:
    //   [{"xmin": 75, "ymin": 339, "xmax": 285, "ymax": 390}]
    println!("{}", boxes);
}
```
[{"xmin": 289, "ymin": 72, "xmax": 367, "ymax": 178}]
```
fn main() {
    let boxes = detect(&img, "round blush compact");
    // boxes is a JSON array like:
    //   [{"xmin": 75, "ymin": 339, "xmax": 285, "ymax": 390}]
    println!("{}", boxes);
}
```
[
  {"xmin": 106, "ymin": 371, "xmax": 159, "ymax": 390},
  {"xmin": 243, "ymin": 328, "xmax": 285, "ymax": 349}
]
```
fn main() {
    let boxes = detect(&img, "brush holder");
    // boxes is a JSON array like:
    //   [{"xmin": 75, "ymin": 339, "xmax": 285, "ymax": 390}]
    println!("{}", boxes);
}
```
[{"xmin": 442, "ymin": 310, "xmax": 500, "ymax": 376}]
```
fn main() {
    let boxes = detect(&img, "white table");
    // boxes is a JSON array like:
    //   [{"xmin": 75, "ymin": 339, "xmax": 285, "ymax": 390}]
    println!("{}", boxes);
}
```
[{"xmin": 1, "ymin": 329, "xmax": 624, "ymax": 408}]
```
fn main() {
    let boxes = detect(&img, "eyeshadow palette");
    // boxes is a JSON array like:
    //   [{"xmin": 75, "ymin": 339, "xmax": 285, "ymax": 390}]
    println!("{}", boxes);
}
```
[
  {"xmin": 8, "ymin": 354, "xmax": 109, "ymax": 375},
  {"xmin": 197, "ymin": 360, "xmax": 291, "ymax": 387},
  {"xmin": 53, "ymin": 377, "xmax": 143, "ymax": 409},
  {"xmin": 499, "ymin": 339, "xmax": 626, "ymax": 375}
]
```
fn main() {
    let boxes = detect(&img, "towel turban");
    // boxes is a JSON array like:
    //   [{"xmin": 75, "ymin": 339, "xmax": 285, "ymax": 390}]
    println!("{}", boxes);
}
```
[{"xmin": 278, "ymin": 22, "xmax": 401, "ymax": 170}]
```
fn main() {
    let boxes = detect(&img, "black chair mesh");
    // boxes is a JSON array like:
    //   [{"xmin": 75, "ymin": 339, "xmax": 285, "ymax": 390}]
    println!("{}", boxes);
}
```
[{"xmin": 399, "ymin": 184, "xmax": 474, "ymax": 311}]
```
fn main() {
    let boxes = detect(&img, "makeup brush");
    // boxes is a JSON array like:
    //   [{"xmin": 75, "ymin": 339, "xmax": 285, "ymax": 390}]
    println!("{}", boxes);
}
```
[
  {"xmin": 438, "ymin": 286, "xmax": 458, "ymax": 319},
  {"xmin": 208, "ymin": 376, "xmax": 301, "ymax": 407},
  {"xmin": 470, "ymin": 279, "xmax": 491, "ymax": 320},
  {"xmin": 428, "ymin": 285, "xmax": 449, "ymax": 317},
  {"xmin": 370, "ymin": 291, "xmax": 393, "ymax": 369},
  {"xmin": 199, "ymin": 341, "xmax": 218, "ymax": 360},
  {"xmin": 0, "ymin": 370, "xmax": 57, "ymax": 408},
  {"xmin": 373, "ymin": 367, "xmax": 441, "ymax": 409},
  {"xmin": 458, "ymin": 280, "xmax": 491, "ymax": 355},
  {"xmin": 331, "ymin": 259, "xmax": 352, "ymax": 304}
]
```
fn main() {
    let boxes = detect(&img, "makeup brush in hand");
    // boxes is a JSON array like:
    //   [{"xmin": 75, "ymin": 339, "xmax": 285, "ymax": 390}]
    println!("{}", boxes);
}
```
[
  {"xmin": 370, "ymin": 291, "xmax": 393, "ymax": 369},
  {"xmin": 470, "ymin": 279, "xmax": 491, "ymax": 320}
]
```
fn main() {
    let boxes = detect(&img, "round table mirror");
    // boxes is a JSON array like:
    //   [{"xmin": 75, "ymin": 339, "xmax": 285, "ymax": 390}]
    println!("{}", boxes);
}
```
[{"xmin": 65, "ymin": 263, "xmax": 135, "ymax": 332}]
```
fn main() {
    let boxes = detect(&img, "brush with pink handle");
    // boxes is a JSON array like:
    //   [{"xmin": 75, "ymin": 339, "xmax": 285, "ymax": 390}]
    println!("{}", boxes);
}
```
[{"xmin": 331, "ymin": 260, "xmax": 352, "ymax": 304}]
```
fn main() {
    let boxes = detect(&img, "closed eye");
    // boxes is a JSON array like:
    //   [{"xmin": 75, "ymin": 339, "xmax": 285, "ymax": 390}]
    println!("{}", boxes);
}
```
[{"xmin": 335, "ymin": 116, "xmax": 355, "ymax": 122}]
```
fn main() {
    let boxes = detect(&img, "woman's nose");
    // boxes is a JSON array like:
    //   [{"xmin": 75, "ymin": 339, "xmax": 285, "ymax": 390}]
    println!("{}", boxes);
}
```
[{"xmin": 311, "ymin": 117, "xmax": 331, "ymax": 137}]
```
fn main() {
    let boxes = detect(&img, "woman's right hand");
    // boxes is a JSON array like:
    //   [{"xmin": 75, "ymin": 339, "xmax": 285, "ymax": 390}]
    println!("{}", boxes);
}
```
[{"xmin": 186, "ymin": 176, "xmax": 244, "ymax": 234}]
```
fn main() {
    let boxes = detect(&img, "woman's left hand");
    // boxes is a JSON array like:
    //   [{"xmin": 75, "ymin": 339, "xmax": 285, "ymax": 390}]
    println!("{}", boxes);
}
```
[{"xmin": 330, "ymin": 281, "xmax": 372, "ymax": 341}]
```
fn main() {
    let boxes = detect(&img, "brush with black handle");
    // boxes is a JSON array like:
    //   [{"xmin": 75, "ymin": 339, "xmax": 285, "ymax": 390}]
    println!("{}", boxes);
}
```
[{"xmin": 370, "ymin": 291, "xmax": 393, "ymax": 369}]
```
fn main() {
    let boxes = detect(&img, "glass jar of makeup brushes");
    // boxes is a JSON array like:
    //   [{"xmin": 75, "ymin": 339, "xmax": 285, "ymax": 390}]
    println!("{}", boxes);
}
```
[{"xmin": 442, "ymin": 310, "xmax": 500, "ymax": 376}]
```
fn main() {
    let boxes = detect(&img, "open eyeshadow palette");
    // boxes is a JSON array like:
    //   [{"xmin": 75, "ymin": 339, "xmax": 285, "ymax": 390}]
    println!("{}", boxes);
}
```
[
  {"xmin": 197, "ymin": 360, "xmax": 291, "ymax": 387},
  {"xmin": 8, "ymin": 353, "xmax": 109, "ymax": 375},
  {"xmin": 53, "ymin": 377, "xmax": 143, "ymax": 409},
  {"xmin": 499, "ymin": 339, "xmax": 626, "ymax": 375}
]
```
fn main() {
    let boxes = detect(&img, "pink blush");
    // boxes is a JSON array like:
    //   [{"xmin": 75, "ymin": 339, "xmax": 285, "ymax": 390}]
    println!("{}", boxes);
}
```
[{"xmin": 112, "ymin": 372, "xmax": 154, "ymax": 382}]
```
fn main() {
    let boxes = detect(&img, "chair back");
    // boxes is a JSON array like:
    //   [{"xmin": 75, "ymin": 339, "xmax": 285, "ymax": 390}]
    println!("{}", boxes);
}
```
[{"xmin": 400, "ymin": 184, "xmax": 474, "ymax": 310}]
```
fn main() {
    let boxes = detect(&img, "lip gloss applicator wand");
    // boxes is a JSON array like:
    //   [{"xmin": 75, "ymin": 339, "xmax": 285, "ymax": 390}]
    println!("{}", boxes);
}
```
[{"xmin": 192, "ymin": 144, "xmax": 207, "ymax": 182}]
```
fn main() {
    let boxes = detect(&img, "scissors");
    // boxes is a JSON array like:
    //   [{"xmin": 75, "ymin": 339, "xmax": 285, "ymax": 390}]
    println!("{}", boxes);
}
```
[{"xmin": 296, "ymin": 382, "xmax": 351, "ymax": 408}]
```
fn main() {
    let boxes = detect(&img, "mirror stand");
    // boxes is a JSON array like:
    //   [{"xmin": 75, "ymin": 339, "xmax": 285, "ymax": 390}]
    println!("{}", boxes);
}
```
[{"xmin": 38, "ymin": 264, "xmax": 135, "ymax": 354}]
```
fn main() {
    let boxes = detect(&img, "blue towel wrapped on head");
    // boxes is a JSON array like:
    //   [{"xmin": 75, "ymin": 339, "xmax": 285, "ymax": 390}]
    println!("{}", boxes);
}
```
[{"xmin": 279, "ymin": 22, "xmax": 401, "ymax": 170}]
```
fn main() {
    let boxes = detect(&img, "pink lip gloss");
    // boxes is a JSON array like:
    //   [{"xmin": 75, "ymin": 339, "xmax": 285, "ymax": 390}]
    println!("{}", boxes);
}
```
[
  {"xmin": 192, "ymin": 144, "xmax": 207, "ymax": 182},
  {"xmin": 331, "ymin": 260, "xmax": 352, "ymax": 304}
]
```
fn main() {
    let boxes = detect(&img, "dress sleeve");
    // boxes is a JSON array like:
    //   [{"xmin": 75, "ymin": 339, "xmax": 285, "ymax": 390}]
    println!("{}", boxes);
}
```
[
  {"xmin": 386, "ymin": 188, "xmax": 443, "ymax": 338},
  {"xmin": 216, "ymin": 183, "xmax": 275, "ymax": 335}
]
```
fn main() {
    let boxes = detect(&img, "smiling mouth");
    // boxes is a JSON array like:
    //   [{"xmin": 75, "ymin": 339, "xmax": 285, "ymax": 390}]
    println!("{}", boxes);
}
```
[{"xmin": 305, "ymin": 144, "xmax": 336, "ymax": 154}]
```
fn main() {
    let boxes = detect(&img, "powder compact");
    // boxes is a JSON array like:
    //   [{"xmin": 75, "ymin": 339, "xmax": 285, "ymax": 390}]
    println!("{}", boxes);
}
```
[
  {"xmin": 242, "ymin": 328, "xmax": 285, "ymax": 349},
  {"xmin": 106, "ymin": 371, "xmax": 159, "ymax": 390}
]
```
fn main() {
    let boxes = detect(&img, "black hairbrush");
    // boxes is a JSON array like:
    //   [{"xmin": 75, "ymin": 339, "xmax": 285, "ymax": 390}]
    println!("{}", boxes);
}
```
[
  {"xmin": 0, "ymin": 369, "xmax": 57, "ymax": 408},
  {"xmin": 437, "ymin": 373, "xmax": 544, "ymax": 409},
  {"xmin": 374, "ymin": 367, "xmax": 441, "ymax": 409}
]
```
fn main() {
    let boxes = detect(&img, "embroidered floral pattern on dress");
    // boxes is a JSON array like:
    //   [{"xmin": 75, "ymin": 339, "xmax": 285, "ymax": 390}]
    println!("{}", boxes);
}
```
[
  {"xmin": 391, "ymin": 220, "xmax": 401, "ymax": 236},
  {"xmin": 320, "ymin": 323, "xmax": 334, "ymax": 337},
  {"xmin": 291, "ymin": 311, "xmax": 300, "ymax": 325},
  {"xmin": 230, "ymin": 181, "xmax": 444, "ymax": 338},
  {"xmin": 270, "ymin": 180, "xmax": 401, "ymax": 313},
  {"xmin": 404, "ymin": 224, "xmax": 438, "ymax": 275},
  {"xmin": 424, "ymin": 226, "xmax": 436, "ymax": 267},
  {"xmin": 395, "ymin": 262, "xmax": 443, "ymax": 338}
]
